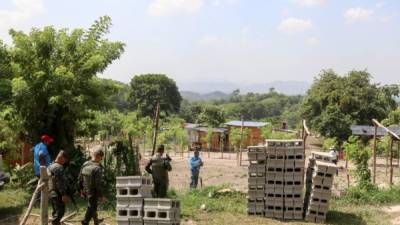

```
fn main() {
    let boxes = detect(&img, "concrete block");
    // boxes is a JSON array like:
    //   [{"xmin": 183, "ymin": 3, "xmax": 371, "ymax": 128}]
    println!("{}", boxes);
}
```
[
  {"xmin": 273, "ymin": 206, "xmax": 284, "ymax": 219},
  {"xmin": 157, "ymin": 222, "xmax": 180, "ymax": 225},
  {"xmin": 144, "ymin": 199, "xmax": 180, "ymax": 209},
  {"xmin": 248, "ymin": 152, "xmax": 258, "ymax": 161},
  {"xmin": 294, "ymin": 159, "xmax": 305, "ymax": 168},
  {"xmin": 248, "ymin": 146, "xmax": 266, "ymax": 152},
  {"xmin": 285, "ymin": 160, "xmax": 295, "ymax": 168},
  {"xmin": 266, "ymin": 148, "xmax": 276, "ymax": 156},
  {"xmin": 143, "ymin": 208, "xmax": 180, "ymax": 222},
  {"xmin": 117, "ymin": 186, "xmax": 152, "ymax": 198},
  {"xmin": 305, "ymin": 214, "xmax": 316, "ymax": 223},
  {"xmin": 311, "ymin": 151, "xmax": 335, "ymax": 163},
  {"xmin": 264, "ymin": 205, "xmax": 274, "ymax": 218},
  {"xmin": 265, "ymin": 193, "xmax": 275, "ymax": 203},
  {"xmin": 293, "ymin": 210, "xmax": 303, "ymax": 220},
  {"xmin": 248, "ymin": 177, "xmax": 257, "ymax": 186},
  {"xmin": 313, "ymin": 184, "xmax": 332, "ymax": 192},
  {"xmin": 322, "ymin": 177, "xmax": 334, "ymax": 186},
  {"xmin": 274, "ymin": 196, "xmax": 284, "ymax": 206},
  {"xmin": 117, "ymin": 197, "xmax": 143, "ymax": 207},
  {"xmin": 256, "ymin": 152, "xmax": 266, "ymax": 161},
  {"xmin": 117, "ymin": 206, "xmax": 143, "ymax": 221},
  {"xmin": 266, "ymin": 168, "xmax": 275, "ymax": 178},
  {"xmin": 116, "ymin": 176, "xmax": 152, "ymax": 187},
  {"xmin": 117, "ymin": 218, "xmax": 143, "ymax": 225}
]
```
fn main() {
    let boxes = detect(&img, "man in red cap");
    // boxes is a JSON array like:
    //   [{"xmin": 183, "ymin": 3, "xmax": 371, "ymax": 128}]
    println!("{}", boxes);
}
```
[{"xmin": 33, "ymin": 134, "xmax": 54, "ymax": 177}]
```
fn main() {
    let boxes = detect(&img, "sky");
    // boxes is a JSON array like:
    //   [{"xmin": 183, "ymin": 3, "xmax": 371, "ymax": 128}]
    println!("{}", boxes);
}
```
[{"xmin": 0, "ymin": 0, "xmax": 399, "ymax": 89}]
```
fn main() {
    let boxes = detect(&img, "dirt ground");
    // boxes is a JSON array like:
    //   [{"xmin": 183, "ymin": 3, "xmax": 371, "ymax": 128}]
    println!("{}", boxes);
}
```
[{"xmin": 10, "ymin": 142, "xmax": 400, "ymax": 225}]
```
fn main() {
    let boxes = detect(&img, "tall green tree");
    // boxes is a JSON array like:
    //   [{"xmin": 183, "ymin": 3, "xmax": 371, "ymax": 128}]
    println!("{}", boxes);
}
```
[
  {"xmin": 196, "ymin": 105, "xmax": 225, "ymax": 127},
  {"xmin": 128, "ymin": 74, "xmax": 182, "ymax": 117},
  {"xmin": 8, "ymin": 16, "xmax": 125, "ymax": 151},
  {"xmin": 0, "ymin": 41, "xmax": 12, "ymax": 105},
  {"xmin": 301, "ymin": 70, "xmax": 399, "ymax": 142}
]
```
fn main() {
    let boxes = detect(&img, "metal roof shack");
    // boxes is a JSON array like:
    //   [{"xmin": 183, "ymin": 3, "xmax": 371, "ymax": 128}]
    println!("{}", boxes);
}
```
[
  {"xmin": 225, "ymin": 121, "xmax": 270, "ymax": 128},
  {"xmin": 350, "ymin": 125, "xmax": 400, "ymax": 136}
]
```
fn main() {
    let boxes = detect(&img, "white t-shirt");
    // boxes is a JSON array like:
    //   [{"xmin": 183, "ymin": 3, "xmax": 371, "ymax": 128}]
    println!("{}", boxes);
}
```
[{"xmin": 329, "ymin": 150, "xmax": 338, "ymax": 161}]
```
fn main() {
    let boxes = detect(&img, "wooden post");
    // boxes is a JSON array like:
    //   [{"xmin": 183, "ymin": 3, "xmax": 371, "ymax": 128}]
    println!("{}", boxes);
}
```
[
  {"xmin": 19, "ymin": 183, "xmax": 45, "ymax": 225},
  {"xmin": 151, "ymin": 102, "xmax": 160, "ymax": 156},
  {"xmin": 373, "ymin": 124, "xmax": 377, "ymax": 184},
  {"xmin": 238, "ymin": 116, "xmax": 244, "ymax": 166},
  {"xmin": 390, "ymin": 138, "xmax": 394, "ymax": 185},
  {"xmin": 398, "ymin": 141, "xmax": 400, "ymax": 169},
  {"xmin": 39, "ymin": 166, "xmax": 49, "ymax": 225}
]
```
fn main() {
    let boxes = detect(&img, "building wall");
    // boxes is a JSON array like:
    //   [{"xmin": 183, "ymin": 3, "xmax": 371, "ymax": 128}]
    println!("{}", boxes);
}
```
[{"xmin": 227, "ymin": 125, "xmax": 264, "ymax": 150}]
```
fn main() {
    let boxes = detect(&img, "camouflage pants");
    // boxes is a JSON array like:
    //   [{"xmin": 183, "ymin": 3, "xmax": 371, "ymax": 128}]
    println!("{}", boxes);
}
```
[
  {"xmin": 50, "ymin": 194, "xmax": 65, "ymax": 225},
  {"xmin": 82, "ymin": 196, "xmax": 100, "ymax": 225},
  {"xmin": 153, "ymin": 180, "xmax": 168, "ymax": 198}
]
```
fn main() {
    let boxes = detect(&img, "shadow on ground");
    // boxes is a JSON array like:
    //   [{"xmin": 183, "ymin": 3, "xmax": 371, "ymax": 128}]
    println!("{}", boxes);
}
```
[{"xmin": 326, "ymin": 210, "xmax": 366, "ymax": 225}]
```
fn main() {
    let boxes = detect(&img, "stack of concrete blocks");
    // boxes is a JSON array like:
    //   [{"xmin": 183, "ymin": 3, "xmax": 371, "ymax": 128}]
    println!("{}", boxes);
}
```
[
  {"xmin": 143, "ymin": 199, "xmax": 180, "ymax": 225},
  {"xmin": 264, "ymin": 140, "xmax": 305, "ymax": 220},
  {"xmin": 247, "ymin": 140, "xmax": 305, "ymax": 220},
  {"xmin": 304, "ymin": 152, "xmax": 337, "ymax": 223},
  {"xmin": 247, "ymin": 145, "xmax": 267, "ymax": 217},
  {"xmin": 116, "ymin": 176, "xmax": 153, "ymax": 225}
]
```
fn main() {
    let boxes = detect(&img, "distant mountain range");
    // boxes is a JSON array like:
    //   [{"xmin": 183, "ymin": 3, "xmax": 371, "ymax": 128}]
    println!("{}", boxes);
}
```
[
  {"xmin": 179, "ymin": 80, "xmax": 310, "ymax": 101},
  {"xmin": 181, "ymin": 91, "xmax": 229, "ymax": 102}
]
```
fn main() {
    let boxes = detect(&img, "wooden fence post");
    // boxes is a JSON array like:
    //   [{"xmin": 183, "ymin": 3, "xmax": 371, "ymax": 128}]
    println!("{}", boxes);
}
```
[{"xmin": 40, "ymin": 166, "xmax": 49, "ymax": 225}]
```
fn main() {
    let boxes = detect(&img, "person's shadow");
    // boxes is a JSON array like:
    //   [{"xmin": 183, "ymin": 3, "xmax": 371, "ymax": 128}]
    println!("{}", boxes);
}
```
[{"xmin": 326, "ymin": 210, "xmax": 367, "ymax": 225}]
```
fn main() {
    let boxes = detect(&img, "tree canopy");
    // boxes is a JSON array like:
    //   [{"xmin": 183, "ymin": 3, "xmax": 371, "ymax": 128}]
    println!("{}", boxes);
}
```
[
  {"xmin": 5, "ymin": 16, "xmax": 125, "ymax": 151},
  {"xmin": 301, "ymin": 70, "xmax": 399, "ymax": 142},
  {"xmin": 129, "ymin": 74, "xmax": 182, "ymax": 117}
]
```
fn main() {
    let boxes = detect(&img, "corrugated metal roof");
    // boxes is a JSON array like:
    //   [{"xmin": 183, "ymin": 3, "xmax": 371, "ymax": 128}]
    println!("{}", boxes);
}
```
[
  {"xmin": 195, "ymin": 127, "xmax": 227, "ymax": 133},
  {"xmin": 350, "ymin": 125, "xmax": 400, "ymax": 136},
  {"xmin": 225, "ymin": 121, "xmax": 270, "ymax": 127}
]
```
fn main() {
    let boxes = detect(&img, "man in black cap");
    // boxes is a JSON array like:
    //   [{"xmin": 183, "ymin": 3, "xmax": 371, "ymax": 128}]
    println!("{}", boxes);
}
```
[
  {"xmin": 145, "ymin": 144, "xmax": 172, "ymax": 198},
  {"xmin": 47, "ymin": 150, "xmax": 69, "ymax": 225},
  {"xmin": 79, "ymin": 147, "xmax": 107, "ymax": 225}
]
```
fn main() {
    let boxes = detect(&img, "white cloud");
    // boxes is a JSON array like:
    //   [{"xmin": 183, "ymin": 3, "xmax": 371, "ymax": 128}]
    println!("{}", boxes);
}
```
[
  {"xmin": 376, "ymin": 1, "xmax": 385, "ymax": 8},
  {"xmin": 212, "ymin": 0, "xmax": 238, "ymax": 7},
  {"xmin": 148, "ymin": 0, "xmax": 203, "ymax": 16},
  {"xmin": 344, "ymin": 7, "xmax": 374, "ymax": 22},
  {"xmin": 294, "ymin": 0, "xmax": 326, "ymax": 7},
  {"xmin": 306, "ymin": 37, "xmax": 319, "ymax": 45},
  {"xmin": 199, "ymin": 35, "xmax": 224, "ymax": 46},
  {"xmin": 278, "ymin": 17, "xmax": 313, "ymax": 34},
  {"xmin": 0, "ymin": 0, "xmax": 45, "ymax": 36}
]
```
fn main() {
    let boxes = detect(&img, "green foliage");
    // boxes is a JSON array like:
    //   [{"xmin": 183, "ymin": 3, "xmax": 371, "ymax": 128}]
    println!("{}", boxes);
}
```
[
  {"xmin": 196, "ymin": 105, "xmax": 225, "ymax": 127},
  {"xmin": 229, "ymin": 128, "xmax": 249, "ymax": 150},
  {"xmin": 5, "ymin": 16, "xmax": 124, "ymax": 151},
  {"xmin": 129, "ymin": 74, "xmax": 182, "ymax": 117},
  {"xmin": 301, "ymin": 70, "xmax": 399, "ymax": 142},
  {"xmin": 343, "ymin": 136, "xmax": 371, "ymax": 187},
  {"xmin": 12, "ymin": 163, "xmax": 34, "ymax": 187},
  {"xmin": 339, "ymin": 185, "xmax": 400, "ymax": 205},
  {"xmin": 382, "ymin": 107, "xmax": 400, "ymax": 126},
  {"xmin": 261, "ymin": 124, "xmax": 296, "ymax": 140},
  {"xmin": 0, "ymin": 107, "xmax": 24, "ymax": 164},
  {"xmin": 0, "ymin": 41, "xmax": 13, "ymax": 105},
  {"xmin": 322, "ymin": 138, "xmax": 338, "ymax": 151}
]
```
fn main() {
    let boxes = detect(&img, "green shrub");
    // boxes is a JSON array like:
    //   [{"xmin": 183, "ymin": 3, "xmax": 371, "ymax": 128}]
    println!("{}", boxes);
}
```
[{"xmin": 339, "ymin": 185, "xmax": 400, "ymax": 205}]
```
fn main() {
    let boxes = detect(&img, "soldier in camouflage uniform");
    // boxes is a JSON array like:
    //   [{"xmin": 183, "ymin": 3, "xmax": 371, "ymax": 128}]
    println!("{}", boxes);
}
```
[
  {"xmin": 79, "ymin": 148, "xmax": 107, "ymax": 225},
  {"xmin": 47, "ymin": 151, "xmax": 69, "ymax": 225},
  {"xmin": 145, "ymin": 145, "xmax": 172, "ymax": 198}
]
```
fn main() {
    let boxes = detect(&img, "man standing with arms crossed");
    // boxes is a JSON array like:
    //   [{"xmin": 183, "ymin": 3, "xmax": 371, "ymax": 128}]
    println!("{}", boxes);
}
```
[
  {"xmin": 145, "ymin": 145, "xmax": 172, "ymax": 198},
  {"xmin": 79, "ymin": 147, "xmax": 107, "ymax": 225}
]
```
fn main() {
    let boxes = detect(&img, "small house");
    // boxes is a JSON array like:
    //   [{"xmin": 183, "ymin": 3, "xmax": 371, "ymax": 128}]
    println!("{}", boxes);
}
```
[
  {"xmin": 225, "ymin": 120, "xmax": 270, "ymax": 150},
  {"xmin": 183, "ymin": 123, "xmax": 228, "ymax": 151}
]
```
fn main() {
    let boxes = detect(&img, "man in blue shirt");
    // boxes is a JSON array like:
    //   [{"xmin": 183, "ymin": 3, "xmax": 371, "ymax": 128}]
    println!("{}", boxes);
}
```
[
  {"xmin": 189, "ymin": 149, "xmax": 203, "ymax": 189},
  {"xmin": 33, "ymin": 134, "xmax": 54, "ymax": 177}
]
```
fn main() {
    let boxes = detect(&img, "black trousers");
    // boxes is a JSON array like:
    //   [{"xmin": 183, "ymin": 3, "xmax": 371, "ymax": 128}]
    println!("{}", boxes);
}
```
[
  {"xmin": 153, "ymin": 180, "xmax": 168, "ymax": 198},
  {"xmin": 82, "ymin": 196, "xmax": 99, "ymax": 225},
  {"xmin": 50, "ymin": 194, "xmax": 65, "ymax": 225}
]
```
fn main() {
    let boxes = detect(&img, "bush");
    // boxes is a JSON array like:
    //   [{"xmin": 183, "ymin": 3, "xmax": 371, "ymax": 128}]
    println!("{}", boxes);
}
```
[{"xmin": 339, "ymin": 185, "xmax": 400, "ymax": 205}]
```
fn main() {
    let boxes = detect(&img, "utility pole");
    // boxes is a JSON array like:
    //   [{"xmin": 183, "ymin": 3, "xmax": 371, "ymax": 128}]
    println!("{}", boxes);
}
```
[{"xmin": 151, "ymin": 102, "xmax": 160, "ymax": 156}]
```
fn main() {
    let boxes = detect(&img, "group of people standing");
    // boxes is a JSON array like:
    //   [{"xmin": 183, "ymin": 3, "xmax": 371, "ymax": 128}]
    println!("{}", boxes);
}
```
[
  {"xmin": 32, "ymin": 135, "xmax": 205, "ymax": 225},
  {"xmin": 32, "ymin": 135, "xmax": 106, "ymax": 225}
]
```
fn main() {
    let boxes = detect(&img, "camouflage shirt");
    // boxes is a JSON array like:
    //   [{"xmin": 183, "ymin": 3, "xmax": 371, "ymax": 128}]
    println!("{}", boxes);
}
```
[
  {"xmin": 145, "ymin": 153, "xmax": 172, "ymax": 183},
  {"xmin": 78, "ymin": 160, "xmax": 104, "ymax": 197},
  {"xmin": 47, "ymin": 162, "xmax": 67, "ymax": 196}
]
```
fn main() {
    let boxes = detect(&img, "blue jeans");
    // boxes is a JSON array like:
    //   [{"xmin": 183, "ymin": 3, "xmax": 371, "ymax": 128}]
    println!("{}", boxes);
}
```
[{"xmin": 190, "ymin": 171, "xmax": 199, "ymax": 189}]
